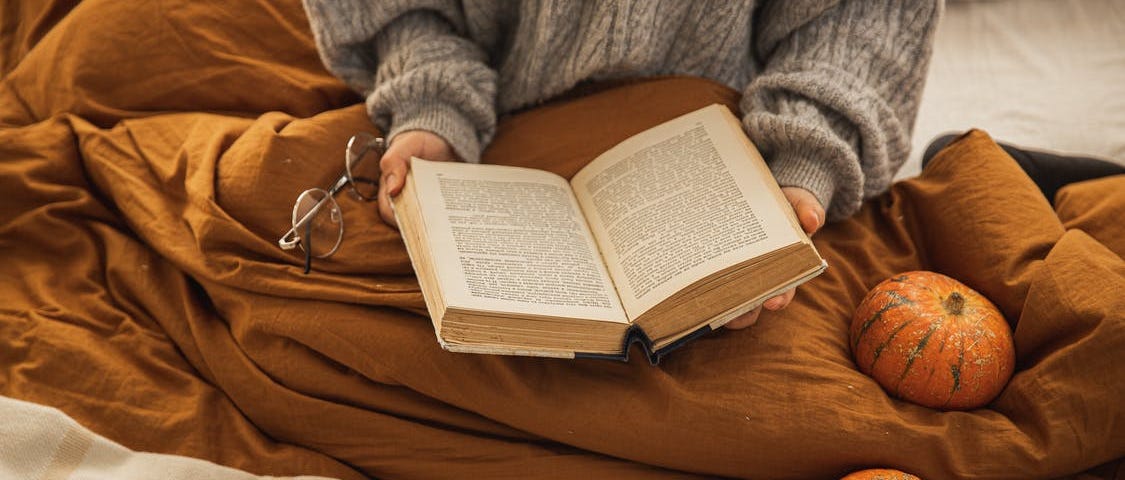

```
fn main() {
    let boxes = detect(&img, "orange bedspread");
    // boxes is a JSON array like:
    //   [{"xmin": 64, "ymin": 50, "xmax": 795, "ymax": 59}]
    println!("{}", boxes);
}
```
[{"xmin": 2, "ymin": 1, "xmax": 1123, "ymax": 479}]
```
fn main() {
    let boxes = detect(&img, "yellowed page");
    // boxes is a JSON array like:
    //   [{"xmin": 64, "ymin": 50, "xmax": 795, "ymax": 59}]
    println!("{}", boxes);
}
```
[
  {"xmin": 403, "ymin": 158, "xmax": 628, "ymax": 324},
  {"xmin": 570, "ymin": 104, "xmax": 803, "ymax": 320}
]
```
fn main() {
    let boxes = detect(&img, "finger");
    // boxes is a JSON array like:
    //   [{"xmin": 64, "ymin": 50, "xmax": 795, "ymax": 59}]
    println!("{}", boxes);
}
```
[
  {"xmin": 724, "ymin": 307, "xmax": 762, "ymax": 330},
  {"xmin": 378, "ymin": 191, "xmax": 398, "ymax": 228},
  {"xmin": 797, "ymin": 204, "xmax": 824, "ymax": 236},
  {"xmin": 379, "ymin": 157, "xmax": 409, "ymax": 198},
  {"xmin": 378, "ymin": 153, "xmax": 410, "ymax": 228},
  {"xmin": 763, "ymin": 289, "xmax": 795, "ymax": 311},
  {"xmin": 782, "ymin": 188, "xmax": 826, "ymax": 236},
  {"xmin": 790, "ymin": 195, "xmax": 823, "ymax": 235}
]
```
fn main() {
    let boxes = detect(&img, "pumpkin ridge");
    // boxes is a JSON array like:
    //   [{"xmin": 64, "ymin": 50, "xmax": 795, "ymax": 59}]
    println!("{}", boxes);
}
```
[
  {"xmin": 894, "ymin": 318, "xmax": 943, "ymax": 390},
  {"xmin": 942, "ymin": 349, "xmax": 966, "ymax": 408},
  {"xmin": 869, "ymin": 319, "xmax": 913, "ymax": 373},
  {"xmin": 921, "ymin": 359, "xmax": 938, "ymax": 388},
  {"xmin": 853, "ymin": 291, "xmax": 913, "ymax": 352}
]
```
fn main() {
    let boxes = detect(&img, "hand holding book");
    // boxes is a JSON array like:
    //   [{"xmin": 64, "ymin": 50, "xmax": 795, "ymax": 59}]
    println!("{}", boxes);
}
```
[
  {"xmin": 376, "ymin": 130, "xmax": 459, "ymax": 227},
  {"xmin": 727, "ymin": 186, "xmax": 825, "ymax": 329}
]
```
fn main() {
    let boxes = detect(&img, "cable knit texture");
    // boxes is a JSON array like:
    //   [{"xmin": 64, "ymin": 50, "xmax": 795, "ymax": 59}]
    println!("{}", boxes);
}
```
[{"xmin": 301, "ymin": 0, "xmax": 940, "ymax": 220}]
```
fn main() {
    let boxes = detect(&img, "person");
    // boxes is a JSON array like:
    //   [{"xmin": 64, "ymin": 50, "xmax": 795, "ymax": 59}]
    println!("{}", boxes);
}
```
[
  {"xmin": 923, "ymin": 132, "xmax": 1125, "ymax": 205},
  {"xmin": 301, "ymin": 0, "xmax": 940, "ymax": 329}
]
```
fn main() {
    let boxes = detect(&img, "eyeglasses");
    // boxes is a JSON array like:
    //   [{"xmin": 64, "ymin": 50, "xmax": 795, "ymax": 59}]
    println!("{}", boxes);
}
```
[{"xmin": 278, "ymin": 132, "xmax": 385, "ymax": 274}]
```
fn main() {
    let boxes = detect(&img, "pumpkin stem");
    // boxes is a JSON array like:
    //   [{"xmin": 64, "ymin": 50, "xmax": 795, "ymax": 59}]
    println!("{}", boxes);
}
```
[{"xmin": 943, "ymin": 292, "xmax": 965, "ymax": 316}]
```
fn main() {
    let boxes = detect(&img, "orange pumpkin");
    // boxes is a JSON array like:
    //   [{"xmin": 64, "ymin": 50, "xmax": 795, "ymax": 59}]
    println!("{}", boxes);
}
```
[
  {"xmin": 841, "ymin": 469, "xmax": 921, "ymax": 480},
  {"xmin": 850, "ymin": 271, "xmax": 1015, "ymax": 410}
]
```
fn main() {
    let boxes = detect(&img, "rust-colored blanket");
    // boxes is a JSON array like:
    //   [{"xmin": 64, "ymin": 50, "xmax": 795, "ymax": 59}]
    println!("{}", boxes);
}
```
[{"xmin": 2, "ymin": 1, "xmax": 1123, "ymax": 479}]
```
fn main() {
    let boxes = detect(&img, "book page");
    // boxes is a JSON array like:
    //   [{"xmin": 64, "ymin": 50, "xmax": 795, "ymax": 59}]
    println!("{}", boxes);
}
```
[
  {"xmin": 571, "ymin": 105, "xmax": 802, "ymax": 320},
  {"xmin": 406, "ymin": 158, "xmax": 628, "ymax": 324}
]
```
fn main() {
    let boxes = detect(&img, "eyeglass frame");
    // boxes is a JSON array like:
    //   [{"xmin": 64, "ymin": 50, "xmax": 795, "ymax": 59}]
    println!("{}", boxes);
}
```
[{"xmin": 277, "ymin": 133, "xmax": 386, "ymax": 273}]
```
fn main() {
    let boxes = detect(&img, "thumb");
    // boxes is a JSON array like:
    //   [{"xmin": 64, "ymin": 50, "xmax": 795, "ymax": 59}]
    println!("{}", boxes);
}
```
[
  {"xmin": 781, "ymin": 187, "xmax": 826, "ymax": 236},
  {"xmin": 377, "ymin": 148, "xmax": 411, "ymax": 228}
]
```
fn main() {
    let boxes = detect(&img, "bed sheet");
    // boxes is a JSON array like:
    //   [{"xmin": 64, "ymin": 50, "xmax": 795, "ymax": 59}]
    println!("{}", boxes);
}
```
[
  {"xmin": 1, "ymin": 1, "xmax": 1124, "ymax": 479},
  {"xmin": 904, "ymin": 0, "xmax": 1125, "ymax": 179}
]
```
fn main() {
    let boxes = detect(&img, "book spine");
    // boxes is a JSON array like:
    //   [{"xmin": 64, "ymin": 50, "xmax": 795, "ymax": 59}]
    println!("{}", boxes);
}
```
[{"xmin": 573, "ymin": 324, "xmax": 715, "ymax": 365}]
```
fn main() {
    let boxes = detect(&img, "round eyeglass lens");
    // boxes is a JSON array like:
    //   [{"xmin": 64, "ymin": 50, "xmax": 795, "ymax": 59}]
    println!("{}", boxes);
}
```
[
  {"xmin": 292, "ymin": 188, "xmax": 344, "ymax": 258},
  {"xmin": 346, "ymin": 132, "xmax": 382, "ymax": 200}
]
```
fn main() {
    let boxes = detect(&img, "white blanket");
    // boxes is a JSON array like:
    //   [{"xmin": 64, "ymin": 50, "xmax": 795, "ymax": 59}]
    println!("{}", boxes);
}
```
[
  {"xmin": 904, "ymin": 0, "xmax": 1125, "ymax": 179},
  {"xmin": 0, "ymin": 395, "xmax": 336, "ymax": 480}
]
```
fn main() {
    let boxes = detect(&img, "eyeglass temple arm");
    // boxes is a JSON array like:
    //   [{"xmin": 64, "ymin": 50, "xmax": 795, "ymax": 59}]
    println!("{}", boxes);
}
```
[{"xmin": 277, "ymin": 178, "xmax": 346, "ymax": 250}]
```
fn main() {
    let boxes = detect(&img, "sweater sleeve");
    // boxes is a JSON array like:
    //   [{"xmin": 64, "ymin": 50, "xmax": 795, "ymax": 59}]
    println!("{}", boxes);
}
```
[
  {"xmin": 743, "ymin": 0, "xmax": 940, "ymax": 221},
  {"xmin": 301, "ymin": 0, "xmax": 497, "ymax": 163}
]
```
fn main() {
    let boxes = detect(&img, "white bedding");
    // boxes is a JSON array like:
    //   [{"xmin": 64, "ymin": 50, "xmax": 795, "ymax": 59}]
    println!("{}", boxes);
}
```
[
  {"xmin": 0, "ymin": 395, "xmax": 335, "ymax": 480},
  {"xmin": 902, "ymin": 0, "xmax": 1125, "ymax": 179}
]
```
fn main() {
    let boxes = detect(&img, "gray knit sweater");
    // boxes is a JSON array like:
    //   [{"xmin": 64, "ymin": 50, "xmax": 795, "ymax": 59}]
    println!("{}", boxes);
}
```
[{"xmin": 302, "ymin": 0, "xmax": 940, "ymax": 220}]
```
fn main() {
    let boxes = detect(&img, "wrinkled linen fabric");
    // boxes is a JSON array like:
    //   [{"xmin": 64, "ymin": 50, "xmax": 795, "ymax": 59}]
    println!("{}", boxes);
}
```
[{"xmin": 1, "ymin": 1, "xmax": 1122, "ymax": 479}]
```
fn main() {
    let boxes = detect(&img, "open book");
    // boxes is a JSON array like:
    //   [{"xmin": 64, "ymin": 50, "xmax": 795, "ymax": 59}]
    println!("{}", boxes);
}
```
[{"xmin": 393, "ymin": 104, "xmax": 827, "ymax": 363}]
